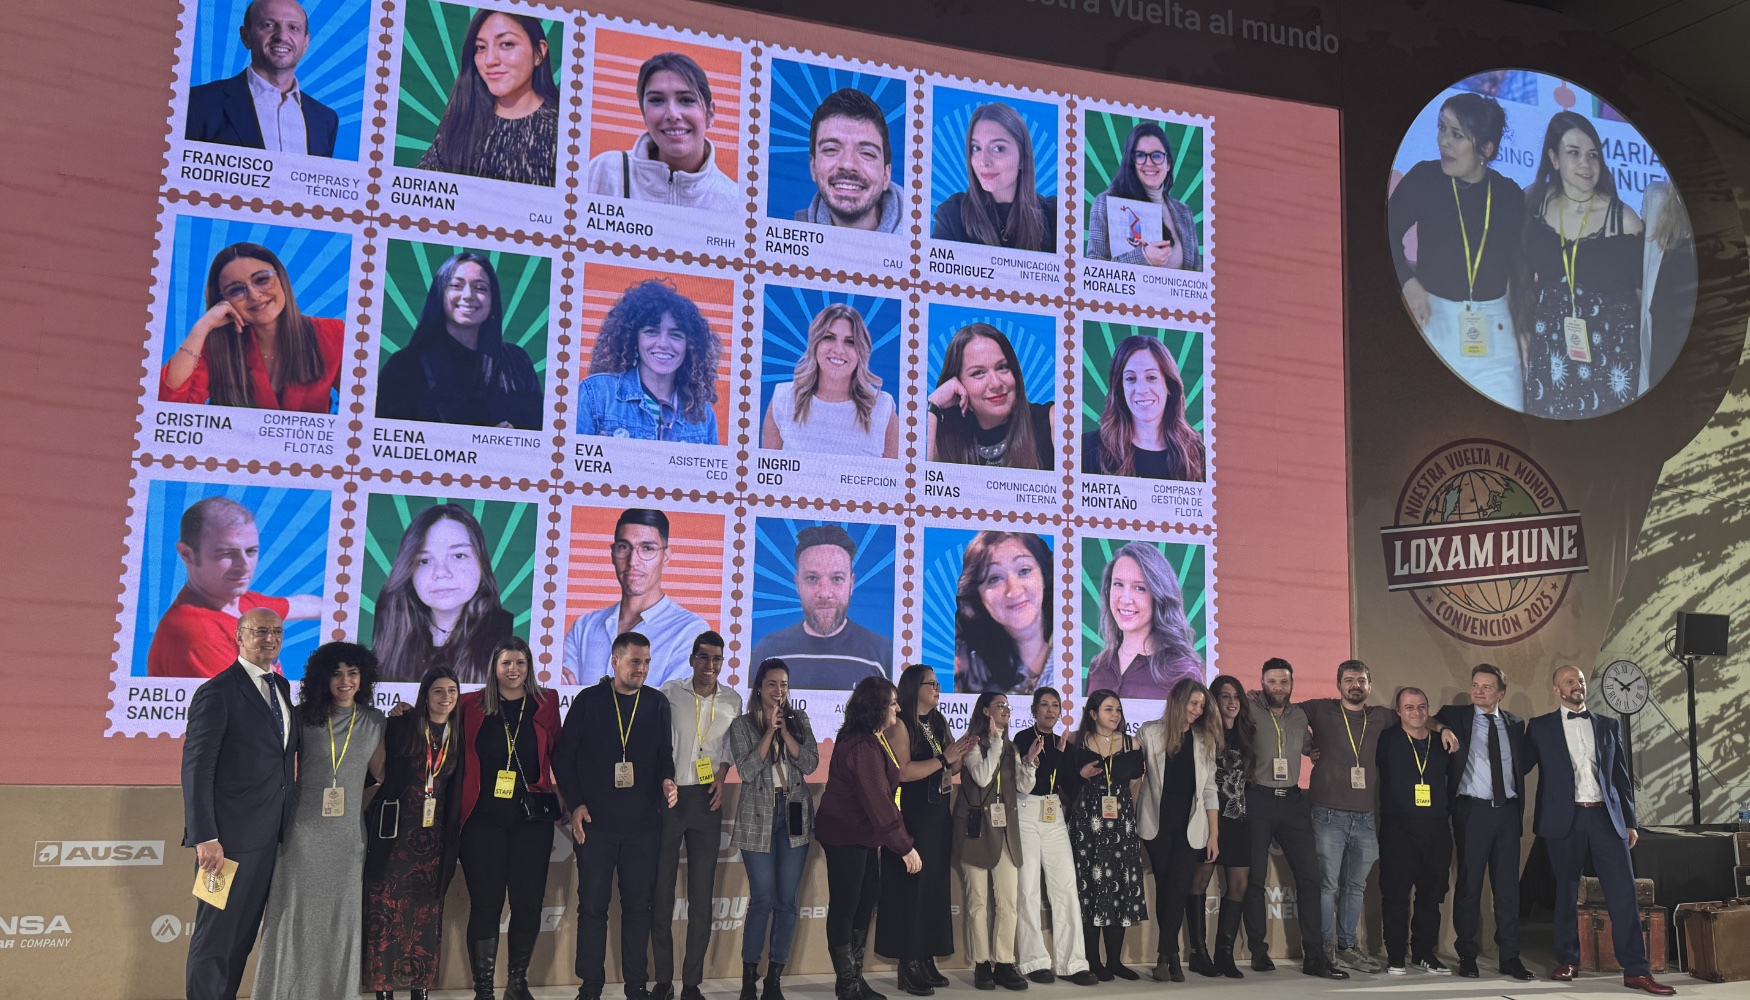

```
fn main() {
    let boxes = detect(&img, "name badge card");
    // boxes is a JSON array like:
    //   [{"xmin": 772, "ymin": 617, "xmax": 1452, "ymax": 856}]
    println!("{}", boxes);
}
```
[
  {"xmin": 322, "ymin": 787, "xmax": 345, "ymax": 817},
  {"xmin": 748, "ymin": 274, "xmax": 909, "ymax": 508},
  {"xmin": 1563, "ymin": 316, "xmax": 1593, "ymax": 364},
  {"xmin": 1414, "ymin": 783, "xmax": 1433, "ymax": 808},
  {"xmin": 1101, "ymin": 795, "xmax": 1120, "ymax": 819},
  {"xmin": 615, "ymin": 761, "xmax": 635, "ymax": 788},
  {"xmin": 378, "ymin": 0, "xmax": 578, "ymax": 240},
  {"xmin": 919, "ymin": 295, "xmax": 1065, "ymax": 514},
  {"xmin": 423, "ymin": 797, "xmax": 438, "ymax": 827},
  {"xmin": 1073, "ymin": 98, "xmax": 1216, "ymax": 317},
  {"xmin": 1460, "ymin": 307, "xmax": 1491, "ymax": 357},
  {"xmin": 695, "ymin": 758, "xmax": 715, "ymax": 784},
  {"xmin": 1272, "ymin": 757, "xmax": 1290, "ymax": 782},
  {"xmin": 760, "ymin": 49, "xmax": 918, "ymax": 285},
  {"xmin": 921, "ymin": 76, "xmax": 1069, "ymax": 299},
  {"xmin": 495, "ymin": 770, "xmax": 518, "ymax": 799},
  {"xmin": 134, "ymin": 204, "xmax": 362, "ymax": 466},
  {"xmin": 1041, "ymin": 797, "xmax": 1058, "ymax": 823},
  {"xmin": 1072, "ymin": 314, "xmax": 1217, "ymax": 530},
  {"xmin": 576, "ymin": 19, "xmax": 754, "ymax": 260},
  {"xmin": 989, "ymin": 802, "xmax": 1007, "ymax": 827},
  {"xmin": 1350, "ymin": 766, "xmax": 1367, "ymax": 790}
]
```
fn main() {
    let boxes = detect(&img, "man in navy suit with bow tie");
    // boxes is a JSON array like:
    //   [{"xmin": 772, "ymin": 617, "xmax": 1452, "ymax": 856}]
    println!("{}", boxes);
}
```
[{"xmin": 1522, "ymin": 665, "xmax": 1675, "ymax": 995}]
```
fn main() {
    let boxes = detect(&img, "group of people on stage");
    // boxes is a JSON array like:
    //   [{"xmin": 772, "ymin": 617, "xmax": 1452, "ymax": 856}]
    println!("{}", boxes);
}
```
[
  {"xmin": 181, "ymin": 608, "xmax": 1681, "ymax": 1000},
  {"xmin": 1389, "ymin": 92, "xmax": 1695, "ymax": 417}
]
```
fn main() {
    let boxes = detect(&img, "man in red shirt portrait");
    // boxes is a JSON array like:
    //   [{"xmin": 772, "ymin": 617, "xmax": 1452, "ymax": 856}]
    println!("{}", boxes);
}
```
[{"xmin": 147, "ymin": 496, "xmax": 322, "ymax": 677}]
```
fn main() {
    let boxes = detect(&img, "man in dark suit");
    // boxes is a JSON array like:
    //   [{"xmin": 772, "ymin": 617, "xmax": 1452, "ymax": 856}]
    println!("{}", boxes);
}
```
[
  {"xmin": 181, "ymin": 607, "xmax": 300, "ymax": 1000},
  {"xmin": 1524, "ymin": 666, "xmax": 1676, "ymax": 995},
  {"xmin": 1434, "ymin": 663, "xmax": 1534, "ymax": 981},
  {"xmin": 185, "ymin": 0, "xmax": 339, "ymax": 157}
]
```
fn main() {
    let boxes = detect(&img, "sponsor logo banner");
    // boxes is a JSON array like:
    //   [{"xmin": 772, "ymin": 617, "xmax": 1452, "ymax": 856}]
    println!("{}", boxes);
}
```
[{"xmin": 34, "ymin": 840, "xmax": 166, "ymax": 867}]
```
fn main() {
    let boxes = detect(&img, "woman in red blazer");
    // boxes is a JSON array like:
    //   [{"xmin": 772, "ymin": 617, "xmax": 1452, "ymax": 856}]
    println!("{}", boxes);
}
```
[
  {"xmin": 159, "ymin": 242, "xmax": 343, "ymax": 412},
  {"xmin": 455, "ymin": 635, "xmax": 563, "ymax": 1000}
]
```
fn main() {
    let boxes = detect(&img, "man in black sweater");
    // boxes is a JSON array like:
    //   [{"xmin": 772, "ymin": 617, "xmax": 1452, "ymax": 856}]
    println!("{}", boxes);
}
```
[
  {"xmin": 1375, "ymin": 686, "xmax": 1454, "ymax": 976},
  {"xmin": 557, "ymin": 631, "xmax": 679, "ymax": 1000}
]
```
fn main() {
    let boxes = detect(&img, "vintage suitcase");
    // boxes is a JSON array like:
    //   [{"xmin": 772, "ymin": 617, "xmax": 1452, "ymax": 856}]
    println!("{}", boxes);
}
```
[
  {"xmin": 1734, "ymin": 831, "xmax": 1750, "ymax": 867},
  {"xmin": 1734, "ymin": 866, "xmax": 1750, "ymax": 899},
  {"xmin": 1577, "ymin": 905, "xmax": 1667, "ymax": 973},
  {"xmin": 1580, "ymin": 875, "xmax": 1657, "ymax": 906},
  {"xmin": 1679, "ymin": 898, "xmax": 1750, "ymax": 982}
]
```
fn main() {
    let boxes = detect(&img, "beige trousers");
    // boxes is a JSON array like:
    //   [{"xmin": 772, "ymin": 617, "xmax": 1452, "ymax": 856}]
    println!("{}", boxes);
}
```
[{"xmin": 962, "ymin": 849, "xmax": 1019, "ymax": 964}]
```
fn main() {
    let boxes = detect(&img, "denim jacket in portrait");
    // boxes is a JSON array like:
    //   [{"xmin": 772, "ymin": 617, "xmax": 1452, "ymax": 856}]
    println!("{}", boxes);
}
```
[{"xmin": 575, "ymin": 365, "xmax": 718, "ymax": 444}]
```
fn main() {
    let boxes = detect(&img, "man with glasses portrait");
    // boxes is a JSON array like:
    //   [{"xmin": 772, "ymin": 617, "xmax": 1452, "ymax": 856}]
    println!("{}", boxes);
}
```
[{"xmin": 562, "ymin": 508, "xmax": 710, "ymax": 687}]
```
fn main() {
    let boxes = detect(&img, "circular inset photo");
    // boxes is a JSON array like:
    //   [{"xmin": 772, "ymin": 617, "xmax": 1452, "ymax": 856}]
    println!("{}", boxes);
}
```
[{"xmin": 1388, "ymin": 70, "xmax": 1696, "ymax": 419}]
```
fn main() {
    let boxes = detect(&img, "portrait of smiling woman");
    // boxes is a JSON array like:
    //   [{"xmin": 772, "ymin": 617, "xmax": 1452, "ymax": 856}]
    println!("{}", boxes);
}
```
[
  {"xmin": 159, "ymin": 241, "xmax": 344, "ymax": 411},
  {"xmin": 372, "ymin": 503, "xmax": 516, "ymax": 683},
  {"xmin": 927, "ymin": 323, "xmax": 1053, "ymax": 469},
  {"xmin": 1085, "ymin": 121, "xmax": 1202, "ymax": 270},
  {"xmin": 932, "ymin": 102, "xmax": 1056, "ymax": 252},
  {"xmin": 417, "ymin": 9, "xmax": 559, "ymax": 186},
  {"xmin": 1083, "ymin": 335, "xmax": 1206, "ymax": 481},
  {"xmin": 376, "ymin": 250, "xmax": 544, "ymax": 430},
  {"xmin": 577, "ymin": 277, "xmax": 722, "ymax": 443},
  {"xmin": 762, "ymin": 302, "xmax": 898, "ymax": 458},
  {"xmin": 1086, "ymin": 542, "xmax": 1201, "ymax": 701},
  {"xmin": 953, "ymin": 531, "xmax": 1054, "ymax": 695},
  {"xmin": 583, "ymin": 51, "xmax": 739, "ymax": 211}
]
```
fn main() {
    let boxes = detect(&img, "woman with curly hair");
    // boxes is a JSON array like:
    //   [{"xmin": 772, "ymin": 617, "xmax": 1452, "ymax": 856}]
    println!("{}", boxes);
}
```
[
  {"xmin": 953, "ymin": 531, "xmax": 1052, "ymax": 694},
  {"xmin": 1085, "ymin": 542, "xmax": 1202, "ymax": 701},
  {"xmin": 1082, "ymin": 335, "xmax": 1205, "ymax": 482},
  {"xmin": 761, "ymin": 302, "xmax": 898, "ymax": 458},
  {"xmin": 372, "ymin": 504, "xmax": 516, "ymax": 684},
  {"xmin": 252, "ymin": 642, "xmax": 387, "ymax": 999},
  {"xmin": 416, "ymin": 10, "xmax": 559, "ymax": 186},
  {"xmin": 577, "ymin": 278, "xmax": 721, "ymax": 444}
]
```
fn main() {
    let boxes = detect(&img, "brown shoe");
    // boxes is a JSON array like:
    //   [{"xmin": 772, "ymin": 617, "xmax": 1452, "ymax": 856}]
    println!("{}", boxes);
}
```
[
  {"xmin": 1552, "ymin": 965, "xmax": 1577, "ymax": 981},
  {"xmin": 1622, "ymin": 975, "xmax": 1676, "ymax": 996}
]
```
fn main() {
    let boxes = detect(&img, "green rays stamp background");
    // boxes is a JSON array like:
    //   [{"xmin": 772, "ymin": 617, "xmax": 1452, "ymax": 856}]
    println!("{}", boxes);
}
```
[
  {"xmin": 358, "ymin": 493, "xmax": 538, "ymax": 646},
  {"xmin": 377, "ymin": 239, "xmax": 551, "ymax": 391},
  {"xmin": 1081, "ymin": 112, "xmax": 1205, "ymax": 255},
  {"xmin": 1079, "ymin": 537, "xmax": 1209, "ymax": 680},
  {"xmin": 1080, "ymin": 324, "xmax": 1206, "ymax": 438},
  {"xmin": 394, "ymin": 1, "xmax": 566, "ymax": 168}
]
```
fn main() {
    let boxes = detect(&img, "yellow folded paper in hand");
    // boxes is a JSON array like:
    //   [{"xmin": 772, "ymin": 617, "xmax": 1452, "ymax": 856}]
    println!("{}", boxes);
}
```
[{"xmin": 192, "ymin": 858, "xmax": 239, "ymax": 910}]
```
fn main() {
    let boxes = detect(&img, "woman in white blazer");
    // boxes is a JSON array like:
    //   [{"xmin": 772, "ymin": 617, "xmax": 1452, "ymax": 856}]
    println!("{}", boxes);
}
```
[{"xmin": 1137, "ymin": 677, "xmax": 1222, "ymax": 983}]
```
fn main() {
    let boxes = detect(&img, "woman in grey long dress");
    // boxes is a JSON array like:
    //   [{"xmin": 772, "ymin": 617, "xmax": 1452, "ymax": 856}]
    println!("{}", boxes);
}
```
[{"xmin": 252, "ymin": 642, "xmax": 387, "ymax": 1000}]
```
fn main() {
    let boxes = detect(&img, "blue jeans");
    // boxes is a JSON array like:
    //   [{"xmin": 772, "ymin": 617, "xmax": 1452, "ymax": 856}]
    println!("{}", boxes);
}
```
[
  {"xmin": 742, "ymin": 796, "xmax": 810, "ymax": 964},
  {"xmin": 1311, "ymin": 806, "xmax": 1378, "ymax": 949}
]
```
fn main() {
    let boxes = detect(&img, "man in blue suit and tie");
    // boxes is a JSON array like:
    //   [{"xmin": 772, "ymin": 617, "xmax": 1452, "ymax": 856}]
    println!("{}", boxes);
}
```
[
  {"xmin": 185, "ymin": 0, "xmax": 339, "ymax": 157},
  {"xmin": 1523, "ymin": 665, "xmax": 1675, "ymax": 995},
  {"xmin": 180, "ymin": 607, "xmax": 301, "ymax": 1000}
]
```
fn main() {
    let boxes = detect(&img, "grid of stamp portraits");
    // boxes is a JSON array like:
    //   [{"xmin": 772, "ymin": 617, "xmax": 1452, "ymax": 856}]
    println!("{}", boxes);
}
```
[{"xmin": 116, "ymin": 0, "xmax": 1220, "ymax": 734}]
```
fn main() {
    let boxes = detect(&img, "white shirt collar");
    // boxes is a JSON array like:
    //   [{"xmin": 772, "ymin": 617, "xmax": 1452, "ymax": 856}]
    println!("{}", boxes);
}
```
[
  {"xmin": 238, "ymin": 656, "xmax": 273, "ymax": 681},
  {"xmin": 246, "ymin": 66, "xmax": 302, "ymax": 105}
]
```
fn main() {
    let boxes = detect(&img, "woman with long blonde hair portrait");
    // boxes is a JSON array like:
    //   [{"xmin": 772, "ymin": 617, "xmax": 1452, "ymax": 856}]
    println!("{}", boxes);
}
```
[{"xmin": 762, "ymin": 302, "xmax": 898, "ymax": 457}]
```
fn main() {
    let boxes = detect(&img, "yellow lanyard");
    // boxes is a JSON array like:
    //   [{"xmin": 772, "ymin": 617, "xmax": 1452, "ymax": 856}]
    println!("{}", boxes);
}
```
[
  {"xmin": 875, "ymin": 733, "xmax": 903, "ymax": 808},
  {"xmin": 693, "ymin": 688, "xmax": 717, "ymax": 756},
  {"xmin": 1032, "ymin": 729, "xmax": 1057, "ymax": 795},
  {"xmin": 1558, "ymin": 196, "xmax": 1595, "ymax": 318},
  {"xmin": 1451, "ymin": 178, "xmax": 1492, "ymax": 302},
  {"xmin": 1269, "ymin": 708, "xmax": 1286, "ymax": 758},
  {"xmin": 501, "ymin": 698, "xmax": 527, "ymax": 780},
  {"xmin": 425, "ymin": 722, "xmax": 451, "ymax": 794},
  {"xmin": 327, "ymin": 706, "xmax": 357, "ymax": 787},
  {"xmin": 1098, "ymin": 731, "xmax": 1118, "ymax": 791},
  {"xmin": 614, "ymin": 688, "xmax": 642, "ymax": 762},
  {"xmin": 1341, "ymin": 706, "xmax": 1368, "ymax": 767},
  {"xmin": 1406, "ymin": 730, "xmax": 1430, "ymax": 781}
]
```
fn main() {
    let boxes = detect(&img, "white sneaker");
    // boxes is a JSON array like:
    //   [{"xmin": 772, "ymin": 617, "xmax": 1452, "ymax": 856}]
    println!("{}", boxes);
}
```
[{"xmin": 1387, "ymin": 965, "xmax": 1407, "ymax": 976}]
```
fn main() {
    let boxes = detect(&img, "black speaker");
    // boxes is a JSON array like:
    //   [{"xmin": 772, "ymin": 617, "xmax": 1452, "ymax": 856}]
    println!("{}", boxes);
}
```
[{"xmin": 1676, "ymin": 611, "xmax": 1729, "ymax": 657}]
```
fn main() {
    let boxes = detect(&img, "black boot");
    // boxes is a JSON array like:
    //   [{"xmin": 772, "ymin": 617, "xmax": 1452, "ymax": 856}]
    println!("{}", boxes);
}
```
[
  {"xmin": 762, "ymin": 961, "xmax": 787, "ymax": 1000},
  {"xmin": 975, "ymin": 961, "xmax": 996, "ymax": 991},
  {"xmin": 922, "ymin": 957, "xmax": 950, "ymax": 988},
  {"xmin": 411, "ymin": 992, "xmax": 430, "ymax": 1000},
  {"xmin": 504, "ymin": 929, "xmax": 537, "ymax": 1000},
  {"xmin": 897, "ymin": 960, "xmax": 935, "ymax": 997},
  {"xmin": 1214, "ymin": 899, "xmax": 1244, "ymax": 979},
  {"xmin": 992, "ymin": 963, "xmax": 1029, "ymax": 991},
  {"xmin": 1103, "ymin": 926, "xmax": 1138, "ymax": 981},
  {"xmin": 740, "ymin": 961, "xmax": 761, "ymax": 1000},
  {"xmin": 376, "ymin": 993, "xmax": 395, "ymax": 1000},
  {"xmin": 851, "ymin": 924, "xmax": 887, "ymax": 1000},
  {"xmin": 1084, "ymin": 923, "xmax": 1110, "ymax": 981},
  {"xmin": 468, "ymin": 938, "xmax": 498, "ymax": 1000},
  {"xmin": 1186, "ymin": 895, "xmax": 1217, "ymax": 977},
  {"xmin": 831, "ymin": 945, "xmax": 861, "ymax": 1000}
]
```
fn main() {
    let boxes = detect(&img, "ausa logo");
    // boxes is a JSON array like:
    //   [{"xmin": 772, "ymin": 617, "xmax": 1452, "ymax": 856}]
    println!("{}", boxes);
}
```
[
  {"xmin": 34, "ymin": 840, "xmax": 165, "ymax": 867},
  {"xmin": 1382, "ymin": 439, "xmax": 1587, "ymax": 646}
]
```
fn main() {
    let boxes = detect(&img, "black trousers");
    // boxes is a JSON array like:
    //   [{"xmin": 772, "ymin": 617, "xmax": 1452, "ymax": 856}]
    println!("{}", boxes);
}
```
[
  {"xmin": 1378, "ymin": 814, "xmax": 1452, "ymax": 965},
  {"xmin": 1144, "ymin": 829, "xmax": 1203, "ymax": 959},
  {"xmin": 823, "ymin": 842, "xmax": 881, "ymax": 948},
  {"xmin": 1242, "ymin": 786, "xmax": 1323, "ymax": 961},
  {"xmin": 653, "ymin": 785, "xmax": 723, "ymax": 986},
  {"xmin": 185, "ymin": 846, "xmax": 277, "ymax": 1000},
  {"xmin": 576, "ymin": 821, "xmax": 663, "ymax": 992},
  {"xmin": 1450, "ymin": 797, "xmax": 1520, "ymax": 962},
  {"xmin": 460, "ymin": 808, "xmax": 556, "ymax": 945}
]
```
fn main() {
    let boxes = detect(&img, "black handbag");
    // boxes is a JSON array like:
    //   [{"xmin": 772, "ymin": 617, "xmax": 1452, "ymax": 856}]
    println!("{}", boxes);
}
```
[{"xmin": 520, "ymin": 790, "xmax": 563, "ymax": 824}]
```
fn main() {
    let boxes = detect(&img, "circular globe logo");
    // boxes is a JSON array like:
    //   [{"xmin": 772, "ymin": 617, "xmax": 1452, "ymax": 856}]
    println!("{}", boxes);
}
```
[{"xmin": 1383, "ymin": 440, "xmax": 1587, "ymax": 645}]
